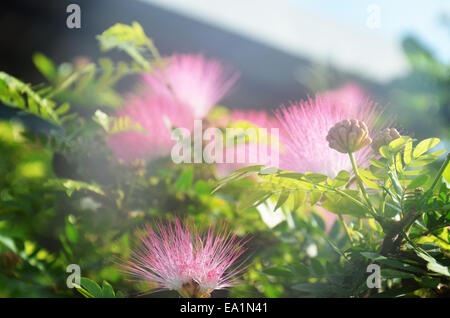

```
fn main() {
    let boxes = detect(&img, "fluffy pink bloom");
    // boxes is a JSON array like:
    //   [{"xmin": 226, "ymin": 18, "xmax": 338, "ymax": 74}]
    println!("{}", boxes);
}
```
[
  {"xmin": 119, "ymin": 219, "xmax": 249, "ymax": 298},
  {"xmin": 275, "ymin": 94, "xmax": 390, "ymax": 179},
  {"xmin": 322, "ymin": 82, "xmax": 368, "ymax": 113},
  {"xmin": 143, "ymin": 54, "xmax": 239, "ymax": 119},
  {"xmin": 107, "ymin": 95, "xmax": 193, "ymax": 162}
]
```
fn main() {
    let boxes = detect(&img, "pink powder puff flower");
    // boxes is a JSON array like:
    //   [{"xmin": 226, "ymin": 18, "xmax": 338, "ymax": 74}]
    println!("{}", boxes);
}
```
[
  {"xmin": 118, "ymin": 218, "xmax": 249, "ymax": 298},
  {"xmin": 143, "ymin": 54, "xmax": 239, "ymax": 119},
  {"xmin": 322, "ymin": 82, "xmax": 368, "ymax": 113},
  {"xmin": 275, "ymin": 94, "xmax": 390, "ymax": 179},
  {"xmin": 107, "ymin": 95, "xmax": 194, "ymax": 162}
]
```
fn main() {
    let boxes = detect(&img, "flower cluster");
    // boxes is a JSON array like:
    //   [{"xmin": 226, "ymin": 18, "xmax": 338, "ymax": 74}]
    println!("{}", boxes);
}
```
[
  {"xmin": 119, "ymin": 219, "xmax": 249, "ymax": 298},
  {"xmin": 108, "ymin": 54, "xmax": 238, "ymax": 162},
  {"xmin": 275, "ymin": 93, "xmax": 388, "ymax": 178}
]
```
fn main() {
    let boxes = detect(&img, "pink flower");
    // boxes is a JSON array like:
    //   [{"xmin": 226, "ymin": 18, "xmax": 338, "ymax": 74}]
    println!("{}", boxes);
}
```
[
  {"xmin": 119, "ymin": 219, "xmax": 249, "ymax": 298},
  {"xmin": 322, "ymin": 82, "xmax": 368, "ymax": 113},
  {"xmin": 275, "ymin": 94, "xmax": 390, "ymax": 179},
  {"xmin": 143, "ymin": 54, "xmax": 239, "ymax": 119},
  {"xmin": 107, "ymin": 95, "xmax": 193, "ymax": 162}
]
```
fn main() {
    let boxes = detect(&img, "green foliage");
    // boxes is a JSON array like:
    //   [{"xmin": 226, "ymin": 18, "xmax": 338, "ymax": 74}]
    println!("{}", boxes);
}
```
[
  {"xmin": 44, "ymin": 179, "xmax": 105, "ymax": 197},
  {"xmin": 97, "ymin": 22, "xmax": 163, "ymax": 72},
  {"xmin": 92, "ymin": 110, "xmax": 147, "ymax": 135},
  {"xmin": 75, "ymin": 278, "xmax": 124, "ymax": 298},
  {"xmin": 0, "ymin": 72, "xmax": 73, "ymax": 126}
]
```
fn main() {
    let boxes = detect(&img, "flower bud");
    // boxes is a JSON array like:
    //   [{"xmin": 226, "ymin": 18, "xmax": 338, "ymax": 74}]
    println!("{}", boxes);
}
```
[
  {"xmin": 371, "ymin": 128, "xmax": 401, "ymax": 154},
  {"xmin": 326, "ymin": 119, "xmax": 372, "ymax": 153}
]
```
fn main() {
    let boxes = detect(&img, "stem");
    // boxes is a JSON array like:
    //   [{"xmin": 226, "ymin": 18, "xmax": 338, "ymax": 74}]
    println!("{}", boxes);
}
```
[
  {"xmin": 348, "ymin": 152, "xmax": 379, "ymax": 221},
  {"xmin": 339, "ymin": 214, "xmax": 354, "ymax": 244},
  {"xmin": 380, "ymin": 192, "xmax": 387, "ymax": 217}
]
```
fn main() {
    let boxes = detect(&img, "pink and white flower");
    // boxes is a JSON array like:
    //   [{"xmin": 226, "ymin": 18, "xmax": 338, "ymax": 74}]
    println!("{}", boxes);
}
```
[
  {"xmin": 275, "ymin": 93, "xmax": 390, "ymax": 179},
  {"xmin": 321, "ymin": 82, "xmax": 368, "ymax": 113},
  {"xmin": 119, "ymin": 218, "xmax": 249, "ymax": 298},
  {"xmin": 107, "ymin": 95, "xmax": 193, "ymax": 162},
  {"xmin": 143, "ymin": 54, "xmax": 239, "ymax": 119}
]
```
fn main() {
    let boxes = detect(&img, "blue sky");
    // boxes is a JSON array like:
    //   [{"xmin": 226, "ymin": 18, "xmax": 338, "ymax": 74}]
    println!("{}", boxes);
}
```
[{"xmin": 289, "ymin": 0, "xmax": 450, "ymax": 62}]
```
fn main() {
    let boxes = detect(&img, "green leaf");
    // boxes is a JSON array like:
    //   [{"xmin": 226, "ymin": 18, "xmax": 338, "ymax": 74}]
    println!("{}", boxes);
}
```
[
  {"xmin": 427, "ymin": 261, "xmax": 450, "ymax": 277},
  {"xmin": 94, "ymin": 110, "xmax": 148, "ymax": 135},
  {"xmin": 292, "ymin": 190, "xmax": 307, "ymax": 212},
  {"xmin": 379, "ymin": 145, "xmax": 392, "ymax": 159},
  {"xmin": 360, "ymin": 252, "xmax": 387, "ymax": 261},
  {"xmin": 65, "ymin": 220, "xmax": 79, "ymax": 244},
  {"xmin": 101, "ymin": 281, "xmax": 116, "ymax": 298},
  {"xmin": 292, "ymin": 283, "xmax": 329, "ymax": 294},
  {"xmin": 409, "ymin": 157, "xmax": 438, "ymax": 167},
  {"xmin": 0, "ymin": 233, "xmax": 17, "ymax": 252},
  {"xmin": 174, "ymin": 167, "xmax": 194, "ymax": 192},
  {"xmin": 115, "ymin": 291, "xmax": 125, "ymax": 298},
  {"xmin": 403, "ymin": 169, "xmax": 425, "ymax": 176},
  {"xmin": 358, "ymin": 170, "xmax": 381, "ymax": 189},
  {"xmin": 193, "ymin": 180, "xmax": 211, "ymax": 195},
  {"xmin": 309, "ymin": 190, "xmax": 322, "ymax": 206},
  {"xmin": 370, "ymin": 158, "xmax": 386, "ymax": 168},
  {"xmin": 238, "ymin": 189, "xmax": 272, "ymax": 211},
  {"xmin": 32, "ymin": 52, "xmax": 57, "ymax": 81},
  {"xmin": 311, "ymin": 212, "xmax": 325, "ymax": 231},
  {"xmin": 413, "ymin": 138, "xmax": 440, "ymax": 158},
  {"xmin": 403, "ymin": 139, "xmax": 413, "ymax": 165},
  {"xmin": 305, "ymin": 173, "xmax": 328, "ymax": 183},
  {"xmin": 321, "ymin": 190, "xmax": 366, "ymax": 217},
  {"xmin": 274, "ymin": 189, "xmax": 290, "ymax": 211},
  {"xmin": 259, "ymin": 166, "xmax": 278, "ymax": 175},
  {"xmin": 80, "ymin": 278, "xmax": 103, "ymax": 298},
  {"xmin": 407, "ymin": 174, "xmax": 429, "ymax": 190},
  {"xmin": 0, "ymin": 72, "xmax": 64, "ymax": 126},
  {"xmin": 388, "ymin": 171, "xmax": 403, "ymax": 197},
  {"xmin": 388, "ymin": 136, "xmax": 411, "ymax": 153},
  {"xmin": 310, "ymin": 259, "xmax": 324, "ymax": 276},
  {"xmin": 329, "ymin": 170, "xmax": 350, "ymax": 188},
  {"xmin": 444, "ymin": 161, "xmax": 450, "ymax": 184},
  {"xmin": 45, "ymin": 179, "xmax": 105, "ymax": 197},
  {"xmin": 74, "ymin": 285, "xmax": 94, "ymax": 298},
  {"xmin": 291, "ymin": 263, "xmax": 310, "ymax": 277},
  {"xmin": 380, "ymin": 269, "xmax": 416, "ymax": 279},
  {"xmin": 263, "ymin": 267, "xmax": 294, "ymax": 278},
  {"xmin": 363, "ymin": 254, "xmax": 426, "ymax": 274},
  {"xmin": 97, "ymin": 22, "xmax": 154, "ymax": 71},
  {"xmin": 415, "ymin": 251, "xmax": 450, "ymax": 277},
  {"xmin": 418, "ymin": 277, "xmax": 440, "ymax": 289}
]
